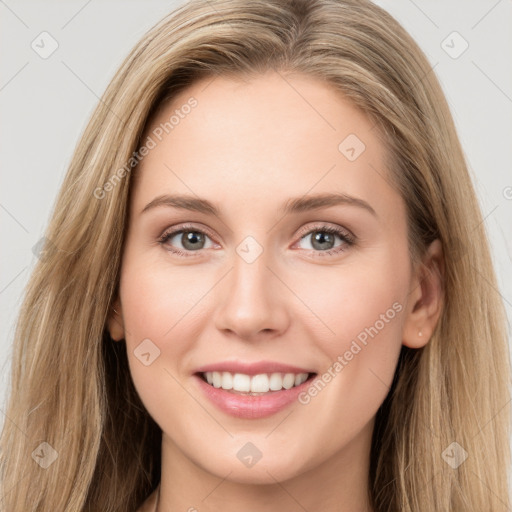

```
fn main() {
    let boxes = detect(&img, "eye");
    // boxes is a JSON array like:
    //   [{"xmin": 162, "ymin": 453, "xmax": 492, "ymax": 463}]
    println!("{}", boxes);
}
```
[
  {"xmin": 158, "ymin": 223, "xmax": 355, "ymax": 258},
  {"xmin": 294, "ymin": 224, "xmax": 355, "ymax": 256},
  {"xmin": 158, "ymin": 224, "xmax": 216, "ymax": 257}
]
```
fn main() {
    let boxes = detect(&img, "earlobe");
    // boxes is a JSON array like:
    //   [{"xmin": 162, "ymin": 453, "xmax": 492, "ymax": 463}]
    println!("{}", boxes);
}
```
[
  {"xmin": 402, "ymin": 239, "xmax": 444, "ymax": 349},
  {"xmin": 107, "ymin": 299, "xmax": 125, "ymax": 341}
]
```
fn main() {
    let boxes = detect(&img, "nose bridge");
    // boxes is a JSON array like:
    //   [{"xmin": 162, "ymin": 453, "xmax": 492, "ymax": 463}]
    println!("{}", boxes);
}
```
[
  {"xmin": 231, "ymin": 248, "xmax": 269, "ymax": 302},
  {"xmin": 213, "ymin": 240, "xmax": 289, "ymax": 338}
]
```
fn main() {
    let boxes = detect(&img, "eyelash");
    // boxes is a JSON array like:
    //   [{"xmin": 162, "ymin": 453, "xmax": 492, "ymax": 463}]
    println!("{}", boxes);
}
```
[{"xmin": 157, "ymin": 223, "xmax": 355, "ymax": 258}]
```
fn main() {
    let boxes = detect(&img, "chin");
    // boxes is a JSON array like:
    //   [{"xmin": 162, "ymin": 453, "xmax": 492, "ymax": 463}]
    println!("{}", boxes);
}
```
[{"xmin": 199, "ymin": 452, "xmax": 307, "ymax": 485}]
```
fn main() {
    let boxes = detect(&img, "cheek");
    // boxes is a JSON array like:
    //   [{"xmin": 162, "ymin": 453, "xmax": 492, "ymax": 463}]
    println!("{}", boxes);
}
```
[
  {"xmin": 117, "ymin": 257, "xmax": 214, "ymax": 415},
  {"xmin": 119, "ymin": 256, "xmax": 211, "ymax": 345},
  {"xmin": 117, "ymin": 261, "xmax": 219, "ymax": 460},
  {"xmin": 295, "ymin": 255, "xmax": 406, "ymax": 349},
  {"xmin": 292, "ymin": 252, "xmax": 407, "ymax": 410}
]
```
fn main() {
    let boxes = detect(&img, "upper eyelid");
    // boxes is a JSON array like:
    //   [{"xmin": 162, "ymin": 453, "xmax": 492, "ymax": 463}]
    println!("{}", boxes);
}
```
[
  {"xmin": 295, "ymin": 223, "xmax": 353, "ymax": 239},
  {"xmin": 160, "ymin": 222, "xmax": 217, "ymax": 240}
]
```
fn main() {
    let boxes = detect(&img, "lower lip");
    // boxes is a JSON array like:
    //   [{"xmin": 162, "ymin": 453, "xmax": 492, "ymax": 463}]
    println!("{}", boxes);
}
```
[{"xmin": 193, "ymin": 374, "xmax": 316, "ymax": 419}]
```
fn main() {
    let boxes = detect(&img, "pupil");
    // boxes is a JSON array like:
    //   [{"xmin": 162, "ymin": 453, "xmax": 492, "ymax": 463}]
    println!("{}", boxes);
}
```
[
  {"xmin": 312, "ymin": 231, "xmax": 334, "ymax": 250},
  {"xmin": 182, "ymin": 231, "xmax": 204, "ymax": 250}
]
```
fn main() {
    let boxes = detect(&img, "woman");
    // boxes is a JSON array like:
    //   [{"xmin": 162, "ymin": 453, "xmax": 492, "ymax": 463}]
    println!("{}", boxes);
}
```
[{"xmin": 1, "ymin": 0, "xmax": 510, "ymax": 510}]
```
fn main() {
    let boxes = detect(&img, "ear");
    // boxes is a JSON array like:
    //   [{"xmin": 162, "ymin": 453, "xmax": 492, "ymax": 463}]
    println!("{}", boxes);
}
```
[
  {"xmin": 107, "ymin": 297, "xmax": 125, "ymax": 341},
  {"xmin": 402, "ymin": 239, "xmax": 444, "ymax": 349}
]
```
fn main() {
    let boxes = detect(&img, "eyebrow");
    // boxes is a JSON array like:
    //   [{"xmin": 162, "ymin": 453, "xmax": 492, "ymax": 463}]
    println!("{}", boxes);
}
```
[{"xmin": 141, "ymin": 192, "xmax": 377, "ymax": 217}]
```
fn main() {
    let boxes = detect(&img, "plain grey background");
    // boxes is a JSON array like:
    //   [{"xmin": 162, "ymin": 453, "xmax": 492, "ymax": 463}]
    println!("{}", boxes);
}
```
[{"xmin": 1, "ymin": 0, "xmax": 511, "ymax": 456}]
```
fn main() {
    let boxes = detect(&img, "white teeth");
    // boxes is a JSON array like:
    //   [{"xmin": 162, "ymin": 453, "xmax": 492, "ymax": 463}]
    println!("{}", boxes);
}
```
[
  {"xmin": 232, "ymin": 373, "xmax": 251, "ymax": 392},
  {"xmin": 220, "ymin": 372, "xmax": 233, "ymax": 390},
  {"xmin": 269, "ymin": 372, "xmax": 283, "ymax": 391},
  {"xmin": 212, "ymin": 371, "xmax": 222, "ymax": 388},
  {"xmin": 282, "ymin": 373, "xmax": 295, "ymax": 389},
  {"xmin": 250, "ymin": 374, "xmax": 269, "ymax": 393},
  {"xmin": 203, "ymin": 371, "xmax": 310, "ymax": 393}
]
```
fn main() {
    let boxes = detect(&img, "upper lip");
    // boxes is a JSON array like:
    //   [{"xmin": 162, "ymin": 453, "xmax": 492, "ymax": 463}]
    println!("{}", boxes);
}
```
[{"xmin": 194, "ymin": 360, "xmax": 316, "ymax": 376}]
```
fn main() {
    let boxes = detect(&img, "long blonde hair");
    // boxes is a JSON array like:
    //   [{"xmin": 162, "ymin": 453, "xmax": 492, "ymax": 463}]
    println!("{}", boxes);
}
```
[{"xmin": 1, "ymin": 0, "xmax": 510, "ymax": 510}]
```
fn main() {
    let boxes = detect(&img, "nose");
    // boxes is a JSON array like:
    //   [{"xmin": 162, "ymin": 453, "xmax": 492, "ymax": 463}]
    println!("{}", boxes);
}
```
[{"xmin": 213, "ymin": 249, "xmax": 291, "ymax": 341}]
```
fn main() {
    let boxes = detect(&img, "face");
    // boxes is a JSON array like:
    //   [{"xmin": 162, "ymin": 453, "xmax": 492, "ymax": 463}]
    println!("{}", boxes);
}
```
[{"xmin": 109, "ymin": 71, "xmax": 431, "ymax": 484}]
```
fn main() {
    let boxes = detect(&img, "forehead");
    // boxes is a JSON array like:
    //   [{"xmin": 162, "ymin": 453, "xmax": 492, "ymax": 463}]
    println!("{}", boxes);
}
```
[{"xmin": 131, "ymin": 72, "xmax": 401, "ymax": 223}]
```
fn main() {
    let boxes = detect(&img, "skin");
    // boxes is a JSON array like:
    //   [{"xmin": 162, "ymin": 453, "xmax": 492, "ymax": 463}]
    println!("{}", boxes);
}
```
[{"xmin": 108, "ymin": 71, "xmax": 443, "ymax": 512}]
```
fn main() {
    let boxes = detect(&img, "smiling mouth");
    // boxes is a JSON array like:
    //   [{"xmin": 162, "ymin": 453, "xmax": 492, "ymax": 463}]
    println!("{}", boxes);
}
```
[{"xmin": 196, "ymin": 371, "xmax": 317, "ymax": 395}]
